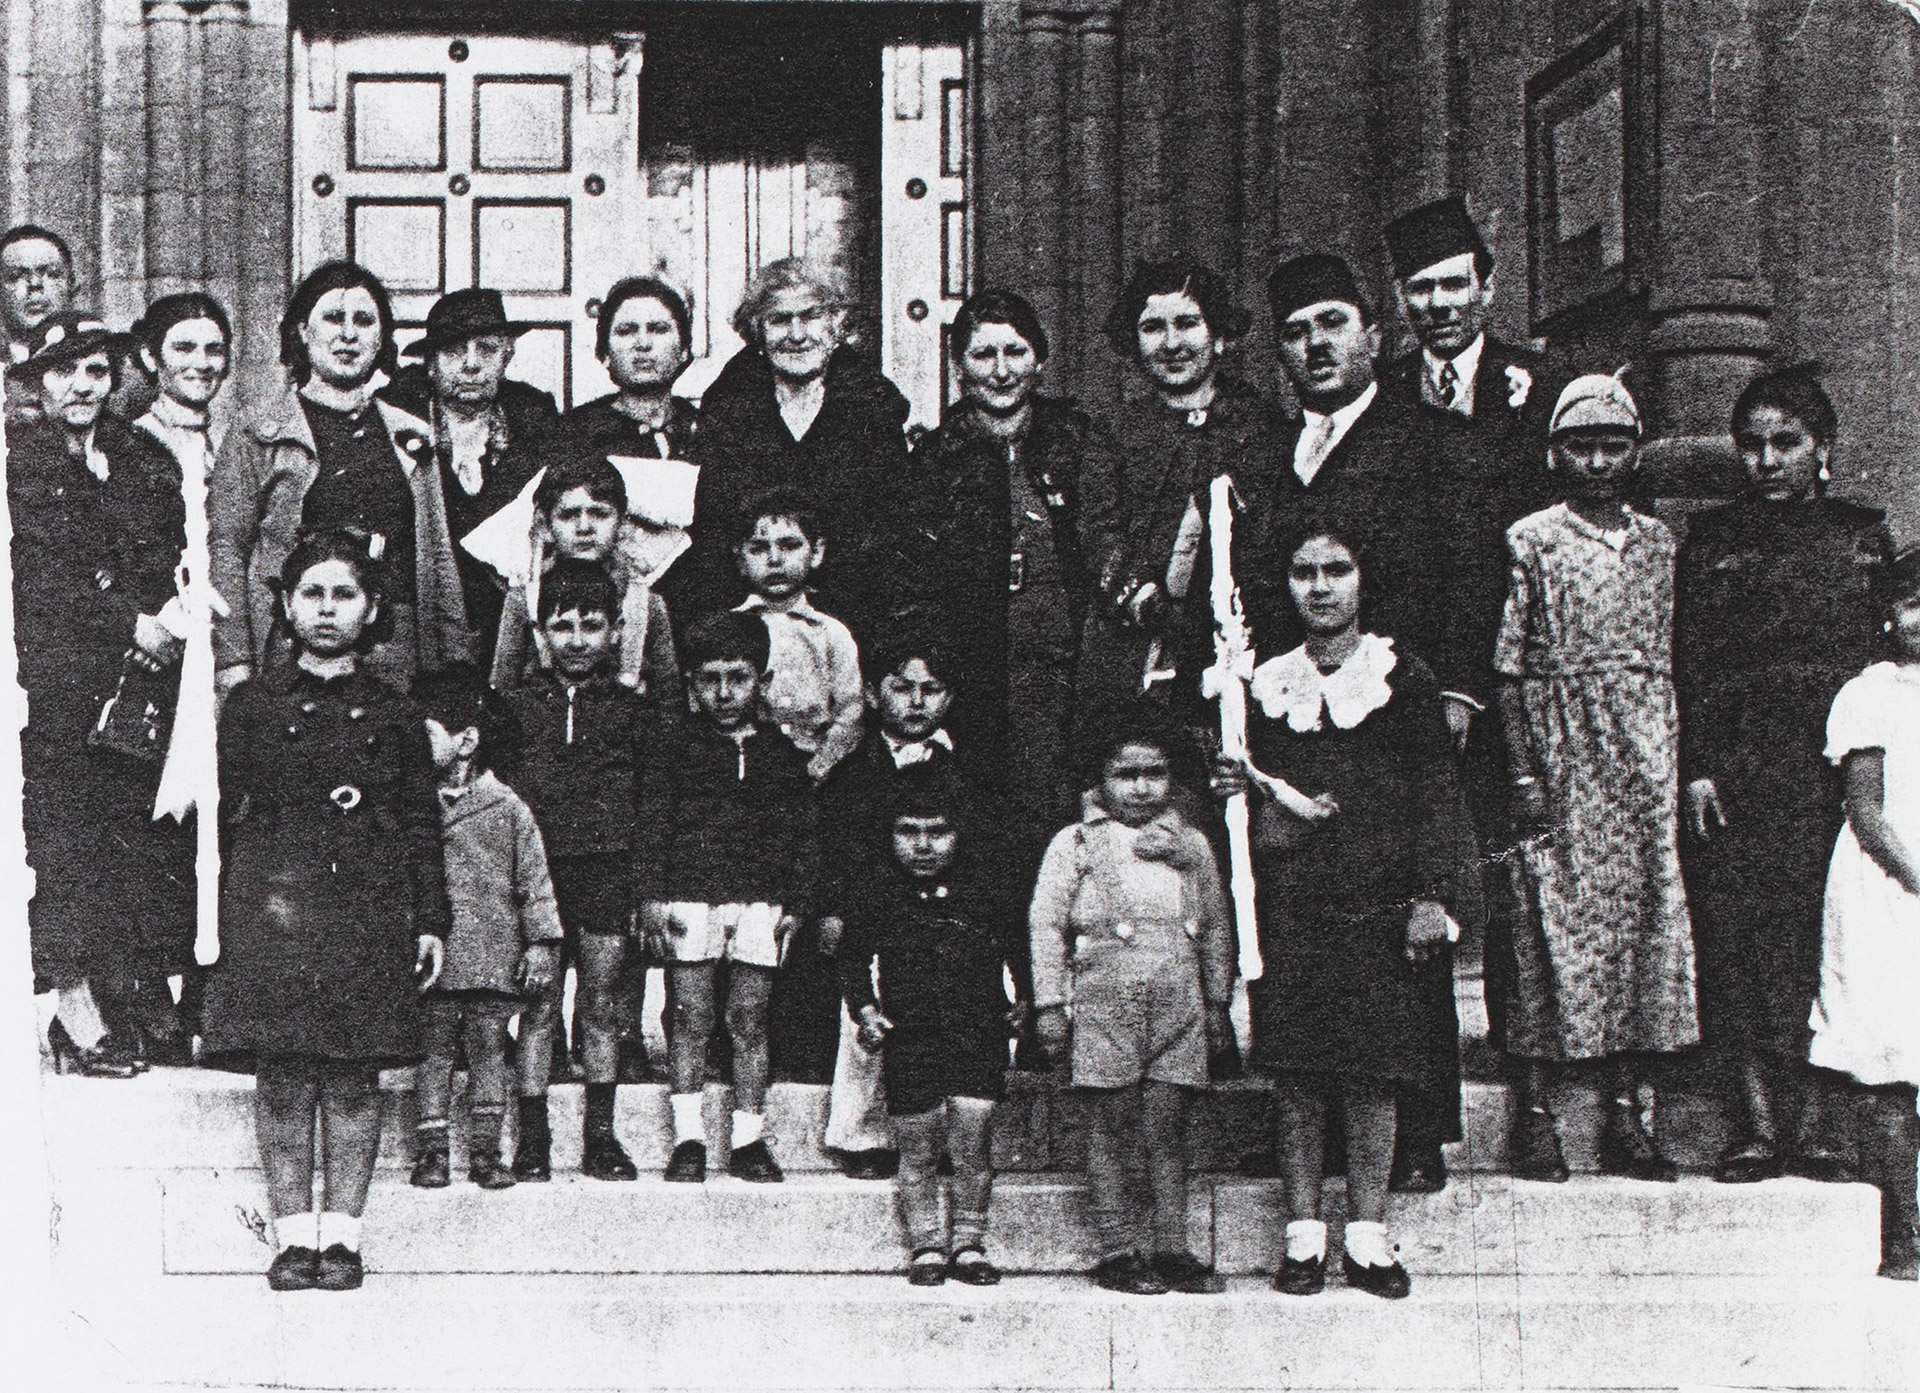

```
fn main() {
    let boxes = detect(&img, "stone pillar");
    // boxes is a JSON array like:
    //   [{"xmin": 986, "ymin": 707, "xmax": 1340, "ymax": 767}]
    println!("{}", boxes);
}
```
[
  {"xmin": 1067, "ymin": 10, "xmax": 1121, "ymax": 407},
  {"xmin": 26, "ymin": 0, "xmax": 102, "ymax": 290}
]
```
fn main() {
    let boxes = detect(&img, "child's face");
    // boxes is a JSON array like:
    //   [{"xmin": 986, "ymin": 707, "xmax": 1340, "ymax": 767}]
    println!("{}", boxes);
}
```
[
  {"xmin": 689, "ymin": 657, "xmax": 766, "ymax": 730},
  {"xmin": 1101, "ymin": 742, "xmax": 1174, "ymax": 827},
  {"xmin": 1891, "ymin": 592, "xmax": 1920, "ymax": 660},
  {"xmin": 548, "ymin": 486, "xmax": 622, "ymax": 562},
  {"xmin": 1550, "ymin": 430, "xmax": 1638, "ymax": 502},
  {"xmin": 892, "ymin": 814, "xmax": 959, "ymax": 879},
  {"xmin": 424, "ymin": 717, "xmax": 478, "ymax": 775},
  {"xmin": 736, "ymin": 515, "xmax": 823, "ymax": 600},
  {"xmin": 541, "ymin": 605, "xmax": 616, "ymax": 680},
  {"xmin": 284, "ymin": 558, "xmax": 376, "ymax": 657},
  {"xmin": 1287, "ymin": 536, "xmax": 1361, "ymax": 636},
  {"xmin": 872, "ymin": 658, "xmax": 953, "ymax": 741}
]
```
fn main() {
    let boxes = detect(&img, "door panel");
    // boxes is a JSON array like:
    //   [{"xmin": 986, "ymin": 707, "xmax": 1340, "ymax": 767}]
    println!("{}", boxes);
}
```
[{"xmin": 294, "ymin": 32, "xmax": 642, "ymax": 410}]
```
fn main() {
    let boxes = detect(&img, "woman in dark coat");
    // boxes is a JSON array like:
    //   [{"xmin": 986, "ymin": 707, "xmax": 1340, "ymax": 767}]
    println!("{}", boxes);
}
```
[
  {"xmin": 199, "ymin": 530, "xmax": 449, "ymax": 1291},
  {"xmin": 1677, "ymin": 367, "xmax": 1893, "ymax": 1183},
  {"xmin": 1218, "ymin": 522, "xmax": 1481, "ymax": 1300},
  {"xmin": 8, "ymin": 311, "xmax": 188, "ymax": 1075},
  {"xmin": 557, "ymin": 275, "xmax": 701, "ymax": 465},
  {"xmin": 889, "ymin": 289, "xmax": 1121, "ymax": 873},
  {"xmin": 683, "ymin": 257, "xmax": 910, "ymax": 635}
]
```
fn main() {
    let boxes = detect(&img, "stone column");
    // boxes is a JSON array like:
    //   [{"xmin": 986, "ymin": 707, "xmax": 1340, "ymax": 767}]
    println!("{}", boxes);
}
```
[
  {"xmin": 1067, "ymin": 9, "xmax": 1120, "ymax": 406},
  {"xmin": 26, "ymin": 0, "xmax": 102, "ymax": 289}
]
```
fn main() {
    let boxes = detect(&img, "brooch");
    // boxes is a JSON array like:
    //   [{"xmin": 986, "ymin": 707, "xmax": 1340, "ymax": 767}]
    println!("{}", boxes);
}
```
[
  {"xmin": 329, "ymin": 784, "xmax": 362, "ymax": 812},
  {"xmin": 1505, "ymin": 364, "xmax": 1533, "ymax": 409}
]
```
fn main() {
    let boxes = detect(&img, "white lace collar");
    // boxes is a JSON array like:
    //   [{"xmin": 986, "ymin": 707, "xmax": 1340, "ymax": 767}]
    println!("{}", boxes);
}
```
[{"xmin": 1250, "ymin": 633, "xmax": 1398, "ymax": 732}]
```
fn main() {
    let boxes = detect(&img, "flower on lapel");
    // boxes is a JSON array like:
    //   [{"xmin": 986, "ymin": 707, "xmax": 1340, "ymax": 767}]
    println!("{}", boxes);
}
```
[
  {"xmin": 1505, "ymin": 364, "xmax": 1533, "ymax": 410},
  {"xmin": 394, "ymin": 428, "xmax": 431, "ymax": 465}
]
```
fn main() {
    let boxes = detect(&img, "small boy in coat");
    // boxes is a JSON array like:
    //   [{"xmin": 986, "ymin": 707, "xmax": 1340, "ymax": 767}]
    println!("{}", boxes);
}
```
[
  {"xmin": 637, "ymin": 610, "xmax": 817, "ymax": 1184},
  {"xmin": 499, "ymin": 562, "xmax": 661, "ymax": 1183},
  {"xmin": 410, "ymin": 664, "xmax": 563, "ymax": 1191}
]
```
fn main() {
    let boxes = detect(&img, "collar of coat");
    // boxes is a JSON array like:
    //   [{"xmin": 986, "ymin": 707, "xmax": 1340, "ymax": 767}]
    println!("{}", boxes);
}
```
[
  {"xmin": 438, "ymin": 768, "xmax": 512, "ymax": 825},
  {"xmin": 248, "ymin": 386, "xmax": 435, "ymax": 474}
]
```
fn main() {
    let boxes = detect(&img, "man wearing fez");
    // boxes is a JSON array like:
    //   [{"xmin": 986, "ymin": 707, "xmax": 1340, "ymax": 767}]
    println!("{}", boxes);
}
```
[
  {"xmin": 382, "ymin": 287, "xmax": 559, "ymax": 664},
  {"xmin": 1251, "ymin": 252, "xmax": 1466, "ymax": 1195}
]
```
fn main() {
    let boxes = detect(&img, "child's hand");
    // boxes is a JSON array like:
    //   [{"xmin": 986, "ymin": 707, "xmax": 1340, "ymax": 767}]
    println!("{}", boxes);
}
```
[
  {"xmin": 517, "ymin": 943, "xmax": 560, "ymax": 995},
  {"xmin": 1203, "ymin": 1000, "xmax": 1233, "ymax": 1054},
  {"xmin": 816, "ymin": 915, "xmax": 846, "ymax": 957},
  {"xmin": 855, "ymin": 1005, "xmax": 893, "ymax": 1052},
  {"xmin": 776, "ymin": 913, "xmax": 802, "ymax": 967},
  {"xmin": 1686, "ymin": 778, "xmax": 1727, "ymax": 841},
  {"xmin": 636, "ymin": 902, "xmax": 671, "ymax": 960},
  {"xmin": 1513, "ymin": 776, "xmax": 1552, "ymax": 833},
  {"xmin": 415, "ymin": 935, "xmax": 445, "ymax": 992},
  {"xmin": 1210, "ymin": 755, "xmax": 1249, "ymax": 801},
  {"xmin": 1405, "ymin": 900, "xmax": 1451, "ymax": 967},
  {"xmin": 1004, "ymin": 999, "xmax": 1031, "ymax": 1037},
  {"xmin": 1034, "ymin": 1005, "xmax": 1070, "ymax": 1062}
]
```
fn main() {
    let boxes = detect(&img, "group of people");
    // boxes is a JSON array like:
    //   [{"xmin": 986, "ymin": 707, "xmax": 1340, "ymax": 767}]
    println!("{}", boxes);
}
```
[{"xmin": 6, "ymin": 191, "xmax": 1918, "ymax": 1299}]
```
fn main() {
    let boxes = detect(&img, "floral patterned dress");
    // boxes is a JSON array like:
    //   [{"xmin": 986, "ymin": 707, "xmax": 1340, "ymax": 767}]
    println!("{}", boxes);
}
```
[{"xmin": 1495, "ymin": 502, "xmax": 1698, "ymax": 1061}]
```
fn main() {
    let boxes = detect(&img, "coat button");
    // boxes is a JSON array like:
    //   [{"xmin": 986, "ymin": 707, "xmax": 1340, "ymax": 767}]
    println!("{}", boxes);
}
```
[
  {"xmin": 348, "ymin": 707, "xmax": 366, "ymax": 721},
  {"xmin": 299, "ymin": 701, "xmax": 317, "ymax": 714},
  {"xmin": 285, "ymin": 724, "xmax": 300, "ymax": 738}
]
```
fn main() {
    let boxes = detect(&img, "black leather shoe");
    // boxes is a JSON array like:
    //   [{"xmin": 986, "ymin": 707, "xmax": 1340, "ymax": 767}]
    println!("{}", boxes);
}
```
[
  {"xmin": 1714, "ymin": 1137, "xmax": 1782, "ymax": 1184},
  {"xmin": 1154, "ymin": 1251, "xmax": 1225, "ymax": 1293},
  {"xmin": 409, "ymin": 1147, "xmax": 450, "ymax": 1189},
  {"xmin": 470, "ymin": 1150, "xmax": 517, "ymax": 1190},
  {"xmin": 582, "ymin": 1132, "xmax": 638, "ymax": 1181},
  {"xmin": 266, "ymin": 1246, "xmax": 319, "ymax": 1291},
  {"xmin": 46, "ymin": 1019, "xmax": 139, "ymax": 1079},
  {"xmin": 1272, "ymin": 1252, "xmax": 1325, "ymax": 1295},
  {"xmin": 949, "ymin": 1246, "xmax": 1002, "ymax": 1286},
  {"xmin": 841, "ymin": 1149, "xmax": 896, "ymax": 1180},
  {"xmin": 1787, "ymin": 1144, "xmax": 1857, "ymax": 1184},
  {"xmin": 665, "ymin": 1140, "xmax": 707, "ymax": 1182},
  {"xmin": 1598, "ymin": 1102, "xmax": 1678, "ymax": 1182},
  {"xmin": 511, "ymin": 1126, "xmax": 551, "ymax": 1182},
  {"xmin": 1093, "ymin": 1252, "xmax": 1168, "ymax": 1295},
  {"xmin": 1342, "ymin": 1253, "xmax": 1412, "ymax": 1300},
  {"xmin": 1389, "ymin": 1144, "xmax": 1448, "ymax": 1194},
  {"xmin": 1509, "ymin": 1106, "xmax": 1570, "ymax": 1183},
  {"xmin": 314, "ymin": 1244, "xmax": 364, "ymax": 1291},
  {"xmin": 908, "ymin": 1250, "xmax": 949, "ymax": 1286},
  {"xmin": 728, "ymin": 1138, "xmax": 785, "ymax": 1183}
]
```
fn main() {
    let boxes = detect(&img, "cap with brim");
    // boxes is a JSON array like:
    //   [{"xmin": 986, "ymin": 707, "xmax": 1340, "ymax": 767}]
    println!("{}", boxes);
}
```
[
  {"xmin": 1385, "ymin": 196, "xmax": 1490, "ymax": 281},
  {"xmin": 1549, "ymin": 373, "xmax": 1641, "ymax": 436},
  {"xmin": 1267, "ymin": 254, "xmax": 1369, "ymax": 325},
  {"xmin": 404, "ymin": 287, "xmax": 537, "ymax": 359},
  {"xmin": 6, "ymin": 310, "xmax": 126, "ymax": 380}
]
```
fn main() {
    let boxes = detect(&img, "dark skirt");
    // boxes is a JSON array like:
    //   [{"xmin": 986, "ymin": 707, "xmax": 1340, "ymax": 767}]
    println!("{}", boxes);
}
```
[
  {"xmin": 883, "ymin": 1018, "xmax": 1009, "ymax": 1116},
  {"xmin": 200, "ymin": 800, "xmax": 424, "ymax": 1069}
]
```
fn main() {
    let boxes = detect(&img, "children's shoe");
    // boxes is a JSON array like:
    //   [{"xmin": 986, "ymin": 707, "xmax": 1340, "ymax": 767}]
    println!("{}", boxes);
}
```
[
  {"xmin": 665, "ymin": 1140, "xmax": 707, "ymax": 1182},
  {"xmin": 314, "ymin": 1244, "xmax": 364, "ymax": 1292},
  {"xmin": 1597, "ymin": 1101, "xmax": 1678, "ymax": 1182},
  {"xmin": 1509, "ymin": 1106, "xmax": 1570, "ymax": 1183},
  {"xmin": 841, "ymin": 1149, "xmax": 896, "ymax": 1180},
  {"xmin": 1271, "ymin": 1252, "xmax": 1325, "ymax": 1295},
  {"xmin": 266, "ymin": 1246, "xmax": 319, "ymax": 1291},
  {"xmin": 1093, "ymin": 1252, "xmax": 1168, "ymax": 1295},
  {"xmin": 908, "ymin": 1249, "xmax": 949, "ymax": 1286},
  {"xmin": 582, "ymin": 1132, "xmax": 638, "ymax": 1181},
  {"xmin": 512, "ymin": 1123, "xmax": 551, "ymax": 1183},
  {"xmin": 728, "ymin": 1138, "xmax": 784, "ymax": 1183},
  {"xmin": 470, "ymin": 1150, "xmax": 517, "ymax": 1190},
  {"xmin": 1341, "ymin": 1252, "xmax": 1411, "ymax": 1300},
  {"xmin": 949, "ymin": 1245, "xmax": 1001, "ymax": 1286},
  {"xmin": 1153, "ymin": 1251, "xmax": 1225, "ymax": 1294},
  {"xmin": 1787, "ymin": 1143, "xmax": 1857, "ymax": 1184},
  {"xmin": 409, "ymin": 1146, "xmax": 450, "ymax": 1189},
  {"xmin": 1714, "ymin": 1137, "xmax": 1782, "ymax": 1184}
]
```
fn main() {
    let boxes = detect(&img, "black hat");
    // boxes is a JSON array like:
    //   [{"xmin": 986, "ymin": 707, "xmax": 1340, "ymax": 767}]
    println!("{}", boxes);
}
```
[
  {"xmin": 1385, "ymin": 196, "xmax": 1490, "ymax": 281},
  {"xmin": 5, "ymin": 309, "xmax": 127, "ymax": 381},
  {"xmin": 1266, "ymin": 254, "xmax": 1370, "ymax": 325},
  {"xmin": 404, "ymin": 288, "xmax": 536, "ymax": 359}
]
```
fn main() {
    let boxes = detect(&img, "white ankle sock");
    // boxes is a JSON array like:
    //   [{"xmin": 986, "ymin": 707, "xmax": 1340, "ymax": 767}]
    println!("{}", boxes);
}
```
[
  {"xmin": 318, "ymin": 1211, "xmax": 362, "ymax": 1253},
  {"xmin": 1283, "ymin": 1219, "xmax": 1327, "ymax": 1261},
  {"xmin": 731, "ymin": 1109, "xmax": 764, "ymax": 1148},
  {"xmin": 1344, "ymin": 1220, "xmax": 1395, "ymax": 1269},
  {"xmin": 671, "ymin": 1092, "xmax": 705, "ymax": 1144},
  {"xmin": 274, "ymin": 1213, "xmax": 318, "ymax": 1254}
]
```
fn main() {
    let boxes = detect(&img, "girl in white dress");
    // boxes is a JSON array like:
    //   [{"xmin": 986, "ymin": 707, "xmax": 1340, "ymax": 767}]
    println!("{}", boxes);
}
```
[{"xmin": 1811, "ymin": 547, "xmax": 1920, "ymax": 1280}]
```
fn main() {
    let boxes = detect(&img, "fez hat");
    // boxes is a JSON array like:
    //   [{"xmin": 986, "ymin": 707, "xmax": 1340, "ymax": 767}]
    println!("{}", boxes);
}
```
[
  {"xmin": 1385, "ymin": 196, "xmax": 1491, "ymax": 281},
  {"xmin": 5, "ymin": 309, "xmax": 127, "ymax": 380},
  {"xmin": 1549, "ymin": 373, "xmax": 1641, "ymax": 436},
  {"xmin": 404, "ymin": 288, "xmax": 536, "ymax": 358},
  {"xmin": 1267, "ymin": 254, "xmax": 1370, "ymax": 326}
]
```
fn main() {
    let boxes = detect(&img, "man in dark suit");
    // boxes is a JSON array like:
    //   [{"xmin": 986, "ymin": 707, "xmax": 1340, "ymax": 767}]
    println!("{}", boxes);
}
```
[
  {"xmin": 1250, "ymin": 253, "xmax": 1467, "ymax": 1195},
  {"xmin": 380, "ymin": 288, "xmax": 559, "ymax": 665},
  {"xmin": 1381, "ymin": 199, "xmax": 1574, "ymax": 1189}
]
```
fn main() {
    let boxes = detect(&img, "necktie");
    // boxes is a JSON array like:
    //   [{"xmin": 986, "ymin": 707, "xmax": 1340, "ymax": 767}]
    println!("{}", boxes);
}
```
[
  {"xmin": 1436, "ymin": 360, "xmax": 1460, "ymax": 411},
  {"xmin": 1296, "ymin": 413, "xmax": 1337, "ymax": 484}
]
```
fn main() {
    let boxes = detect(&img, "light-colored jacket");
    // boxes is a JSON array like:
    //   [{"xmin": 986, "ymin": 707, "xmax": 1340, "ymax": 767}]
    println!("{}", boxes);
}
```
[
  {"xmin": 207, "ymin": 387, "xmax": 473, "ymax": 678},
  {"xmin": 437, "ymin": 770, "xmax": 563, "ymax": 996}
]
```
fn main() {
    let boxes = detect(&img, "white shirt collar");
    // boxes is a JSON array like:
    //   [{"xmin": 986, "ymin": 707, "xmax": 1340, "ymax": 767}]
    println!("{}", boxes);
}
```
[
  {"xmin": 1294, "ymin": 380, "xmax": 1377, "ymax": 485},
  {"xmin": 734, "ymin": 592, "xmax": 822, "ymax": 623},
  {"xmin": 883, "ymin": 727, "xmax": 954, "ymax": 766},
  {"xmin": 1250, "ymin": 633, "xmax": 1398, "ymax": 732},
  {"xmin": 1422, "ymin": 334, "xmax": 1484, "ymax": 415}
]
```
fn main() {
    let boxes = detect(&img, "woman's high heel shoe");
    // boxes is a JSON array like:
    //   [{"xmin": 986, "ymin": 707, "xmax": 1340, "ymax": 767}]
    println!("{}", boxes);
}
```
[{"xmin": 46, "ymin": 1018, "xmax": 140, "ymax": 1079}]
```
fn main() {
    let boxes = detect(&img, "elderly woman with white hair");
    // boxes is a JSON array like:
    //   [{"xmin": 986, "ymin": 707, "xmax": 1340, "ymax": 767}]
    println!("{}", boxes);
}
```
[{"xmin": 684, "ymin": 257, "xmax": 911, "ymax": 633}]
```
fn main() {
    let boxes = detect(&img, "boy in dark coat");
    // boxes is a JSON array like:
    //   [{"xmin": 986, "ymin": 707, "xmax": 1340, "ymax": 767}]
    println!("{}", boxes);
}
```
[
  {"xmin": 637, "ymin": 610, "xmax": 817, "ymax": 1184},
  {"xmin": 499, "ymin": 563, "xmax": 660, "ymax": 1183}
]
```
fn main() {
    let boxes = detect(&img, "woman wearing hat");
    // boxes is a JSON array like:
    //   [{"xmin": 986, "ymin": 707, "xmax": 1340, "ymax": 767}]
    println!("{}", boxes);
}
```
[
  {"xmin": 207, "ymin": 261, "xmax": 472, "ymax": 697},
  {"xmin": 1677, "ymin": 367, "xmax": 1894, "ymax": 1183},
  {"xmin": 7, "ymin": 310, "xmax": 189, "ymax": 1075}
]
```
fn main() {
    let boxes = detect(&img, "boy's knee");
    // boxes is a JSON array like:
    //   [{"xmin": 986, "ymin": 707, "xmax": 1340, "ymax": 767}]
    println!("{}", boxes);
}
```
[{"xmin": 725, "ymin": 996, "xmax": 769, "ymax": 1050}]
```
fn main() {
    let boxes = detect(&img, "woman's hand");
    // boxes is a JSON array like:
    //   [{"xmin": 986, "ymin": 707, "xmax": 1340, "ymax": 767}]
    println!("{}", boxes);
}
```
[
  {"xmin": 1210, "ymin": 755, "xmax": 1249, "ymax": 801},
  {"xmin": 415, "ymin": 935, "xmax": 445, "ymax": 991},
  {"xmin": 1687, "ymin": 778, "xmax": 1728, "ymax": 841},
  {"xmin": 855, "ymin": 1004, "xmax": 893, "ymax": 1053},
  {"xmin": 1512, "ymin": 775, "xmax": 1552, "ymax": 834},
  {"xmin": 1405, "ymin": 900, "xmax": 1451, "ymax": 967},
  {"xmin": 516, "ymin": 942, "xmax": 559, "ymax": 996},
  {"xmin": 1034, "ymin": 1004, "xmax": 1070, "ymax": 1062},
  {"xmin": 131, "ymin": 614, "xmax": 183, "ymax": 673},
  {"xmin": 816, "ymin": 915, "xmax": 846, "ymax": 957}
]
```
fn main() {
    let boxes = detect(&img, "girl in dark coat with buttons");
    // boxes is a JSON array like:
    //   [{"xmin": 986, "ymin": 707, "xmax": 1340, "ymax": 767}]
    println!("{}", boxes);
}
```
[
  {"xmin": 200, "ymin": 530, "xmax": 450, "ymax": 1292},
  {"xmin": 1676, "ymin": 367, "xmax": 1894, "ymax": 1183}
]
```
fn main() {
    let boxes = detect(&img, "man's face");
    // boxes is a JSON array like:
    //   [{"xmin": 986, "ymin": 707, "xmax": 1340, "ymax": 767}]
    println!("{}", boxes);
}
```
[
  {"xmin": 2, "ymin": 238, "xmax": 72, "ymax": 338},
  {"xmin": 1276, "ymin": 299, "xmax": 1380, "ymax": 411},
  {"xmin": 1398, "ymin": 251, "xmax": 1491, "ymax": 358},
  {"xmin": 427, "ymin": 334, "xmax": 514, "ymax": 411}
]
